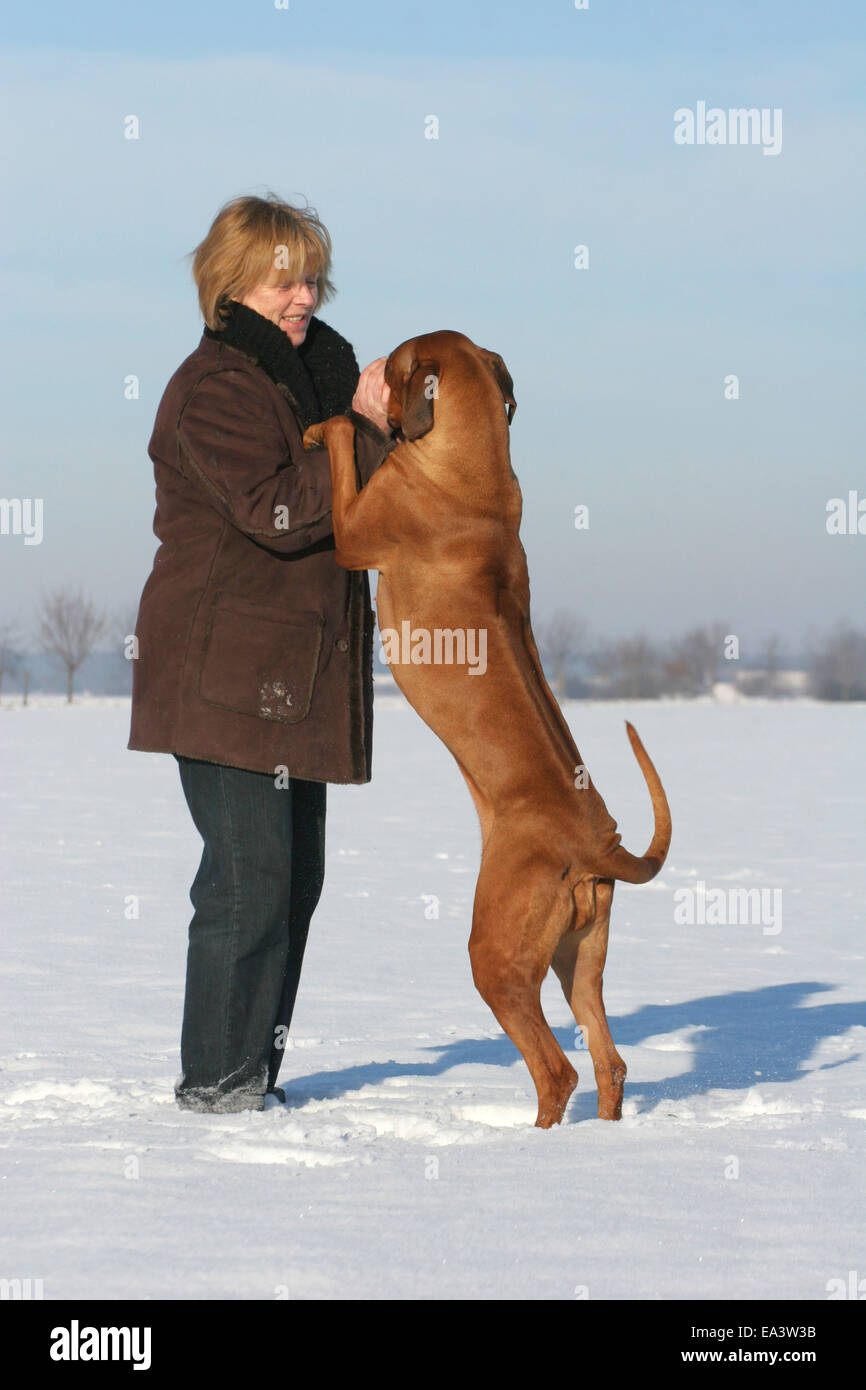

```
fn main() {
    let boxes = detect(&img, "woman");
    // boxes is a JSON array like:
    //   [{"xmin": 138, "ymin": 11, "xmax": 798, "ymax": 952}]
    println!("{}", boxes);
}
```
[{"xmin": 128, "ymin": 193, "xmax": 395, "ymax": 1113}]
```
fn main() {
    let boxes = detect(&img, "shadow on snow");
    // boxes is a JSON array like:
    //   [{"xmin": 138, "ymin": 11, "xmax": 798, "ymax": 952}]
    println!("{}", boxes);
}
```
[{"xmin": 282, "ymin": 981, "xmax": 865, "ymax": 1123}]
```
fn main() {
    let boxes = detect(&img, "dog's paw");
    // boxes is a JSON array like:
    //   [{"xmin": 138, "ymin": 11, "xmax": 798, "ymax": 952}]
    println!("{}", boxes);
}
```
[{"xmin": 302, "ymin": 422, "xmax": 327, "ymax": 450}]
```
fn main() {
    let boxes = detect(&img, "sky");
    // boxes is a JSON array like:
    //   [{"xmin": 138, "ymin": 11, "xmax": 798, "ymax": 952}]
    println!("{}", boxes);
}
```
[{"xmin": 1, "ymin": 0, "xmax": 864, "ymax": 658}]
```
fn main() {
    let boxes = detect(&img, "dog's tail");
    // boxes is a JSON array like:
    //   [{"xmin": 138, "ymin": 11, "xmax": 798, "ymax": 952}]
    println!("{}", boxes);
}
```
[{"xmin": 594, "ymin": 722, "xmax": 671, "ymax": 884}]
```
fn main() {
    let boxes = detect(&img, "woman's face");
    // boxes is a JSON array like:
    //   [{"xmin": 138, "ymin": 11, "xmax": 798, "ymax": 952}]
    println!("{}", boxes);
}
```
[{"xmin": 235, "ymin": 270, "xmax": 319, "ymax": 345}]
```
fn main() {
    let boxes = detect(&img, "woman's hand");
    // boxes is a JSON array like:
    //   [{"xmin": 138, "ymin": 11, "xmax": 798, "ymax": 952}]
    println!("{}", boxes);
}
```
[{"xmin": 352, "ymin": 357, "xmax": 391, "ymax": 433}]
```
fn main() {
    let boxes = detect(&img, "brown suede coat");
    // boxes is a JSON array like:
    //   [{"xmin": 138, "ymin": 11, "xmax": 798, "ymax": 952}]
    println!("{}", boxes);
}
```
[{"xmin": 127, "ymin": 314, "xmax": 396, "ymax": 781}]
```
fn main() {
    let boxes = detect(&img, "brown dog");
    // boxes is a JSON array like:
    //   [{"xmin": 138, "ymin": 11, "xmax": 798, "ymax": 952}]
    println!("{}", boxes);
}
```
[{"xmin": 304, "ymin": 330, "xmax": 671, "ymax": 1127}]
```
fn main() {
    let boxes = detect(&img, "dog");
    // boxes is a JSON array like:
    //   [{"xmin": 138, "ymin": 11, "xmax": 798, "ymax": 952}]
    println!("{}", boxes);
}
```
[{"xmin": 304, "ymin": 330, "xmax": 671, "ymax": 1126}]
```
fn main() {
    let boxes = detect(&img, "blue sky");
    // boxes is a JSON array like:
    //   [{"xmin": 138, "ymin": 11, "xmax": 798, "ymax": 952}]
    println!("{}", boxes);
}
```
[
  {"xmin": 1, "ymin": 1, "xmax": 864, "ymax": 655},
  {"xmin": 3, "ymin": 1, "xmax": 860, "ymax": 61}
]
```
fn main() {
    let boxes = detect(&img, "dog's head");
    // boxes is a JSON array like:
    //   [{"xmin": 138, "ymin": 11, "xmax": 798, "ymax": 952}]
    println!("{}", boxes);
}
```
[{"xmin": 384, "ymin": 333, "xmax": 516, "ymax": 441}]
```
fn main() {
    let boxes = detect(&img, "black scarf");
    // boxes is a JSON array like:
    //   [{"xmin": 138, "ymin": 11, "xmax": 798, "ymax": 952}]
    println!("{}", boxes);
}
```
[{"xmin": 204, "ymin": 300, "xmax": 361, "ymax": 432}]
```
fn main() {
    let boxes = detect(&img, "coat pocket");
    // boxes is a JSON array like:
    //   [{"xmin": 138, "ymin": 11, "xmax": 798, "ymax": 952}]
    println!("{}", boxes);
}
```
[{"xmin": 198, "ymin": 591, "xmax": 325, "ymax": 724}]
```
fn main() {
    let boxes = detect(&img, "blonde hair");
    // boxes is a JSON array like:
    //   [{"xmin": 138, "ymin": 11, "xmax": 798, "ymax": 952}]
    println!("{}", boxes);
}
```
[{"xmin": 191, "ymin": 192, "xmax": 337, "ymax": 329}]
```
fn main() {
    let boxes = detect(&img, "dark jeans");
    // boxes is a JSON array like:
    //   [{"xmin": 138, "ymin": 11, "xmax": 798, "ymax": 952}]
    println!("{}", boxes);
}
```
[{"xmin": 173, "ymin": 755, "xmax": 326, "ymax": 1113}]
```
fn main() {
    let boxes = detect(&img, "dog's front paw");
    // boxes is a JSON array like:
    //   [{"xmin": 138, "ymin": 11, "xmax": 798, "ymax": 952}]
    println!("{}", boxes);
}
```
[{"xmin": 302, "ymin": 422, "xmax": 328, "ymax": 450}]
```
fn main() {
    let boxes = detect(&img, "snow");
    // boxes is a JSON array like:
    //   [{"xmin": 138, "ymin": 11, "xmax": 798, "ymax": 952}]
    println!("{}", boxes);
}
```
[{"xmin": 1, "ymin": 692, "xmax": 864, "ymax": 1299}]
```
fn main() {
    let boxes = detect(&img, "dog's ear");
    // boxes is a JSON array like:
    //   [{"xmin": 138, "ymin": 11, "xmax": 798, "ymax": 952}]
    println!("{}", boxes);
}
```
[
  {"xmin": 401, "ymin": 359, "xmax": 439, "ymax": 440},
  {"xmin": 477, "ymin": 347, "xmax": 516, "ymax": 424}
]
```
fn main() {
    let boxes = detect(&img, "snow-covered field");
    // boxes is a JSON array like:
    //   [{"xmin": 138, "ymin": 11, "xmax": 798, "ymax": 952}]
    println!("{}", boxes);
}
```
[{"xmin": 1, "ymin": 691, "xmax": 864, "ymax": 1300}]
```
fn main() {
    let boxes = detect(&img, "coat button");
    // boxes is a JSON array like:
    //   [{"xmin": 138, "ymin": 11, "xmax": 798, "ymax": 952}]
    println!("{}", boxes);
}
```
[{"xmin": 335, "ymin": 637, "xmax": 348, "ymax": 652}]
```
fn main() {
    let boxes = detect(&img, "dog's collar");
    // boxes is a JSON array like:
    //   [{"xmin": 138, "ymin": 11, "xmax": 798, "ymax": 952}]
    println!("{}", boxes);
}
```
[{"xmin": 203, "ymin": 300, "xmax": 361, "ymax": 432}]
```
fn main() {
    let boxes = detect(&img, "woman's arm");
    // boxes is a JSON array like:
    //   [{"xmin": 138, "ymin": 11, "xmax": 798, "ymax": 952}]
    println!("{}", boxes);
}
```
[
  {"xmin": 175, "ymin": 366, "xmax": 392, "ymax": 553},
  {"xmin": 347, "ymin": 409, "xmax": 397, "ymax": 486},
  {"xmin": 348, "ymin": 356, "xmax": 395, "ymax": 485}
]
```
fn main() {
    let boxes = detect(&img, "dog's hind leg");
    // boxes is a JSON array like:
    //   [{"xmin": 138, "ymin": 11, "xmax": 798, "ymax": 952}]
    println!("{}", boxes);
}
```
[
  {"xmin": 469, "ymin": 844, "xmax": 578, "ymax": 1128},
  {"xmin": 550, "ymin": 878, "xmax": 626, "ymax": 1120}
]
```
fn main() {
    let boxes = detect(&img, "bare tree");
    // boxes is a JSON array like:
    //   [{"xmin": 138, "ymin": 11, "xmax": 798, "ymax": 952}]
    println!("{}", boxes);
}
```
[
  {"xmin": 616, "ymin": 635, "xmax": 663, "ymax": 699},
  {"xmin": 0, "ymin": 621, "xmax": 21, "ymax": 701},
  {"xmin": 809, "ymin": 625, "xmax": 866, "ymax": 701},
  {"xmin": 37, "ymin": 587, "xmax": 108, "ymax": 703},
  {"xmin": 589, "ymin": 633, "xmax": 664, "ymax": 699},
  {"xmin": 762, "ymin": 633, "xmax": 784, "ymax": 683},
  {"xmin": 534, "ymin": 609, "xmax": 588, "ymax": 697},
  {"xmin": 739, "ymin": 634, "xmax": 786, "ymax": 697},
  {"xmin": 659, "ymin": 655, "xmax": 692, "ymax": 695},
  {"xmin": 668, "ymin": 621, "xmax": 730, "ymax": 695}
]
